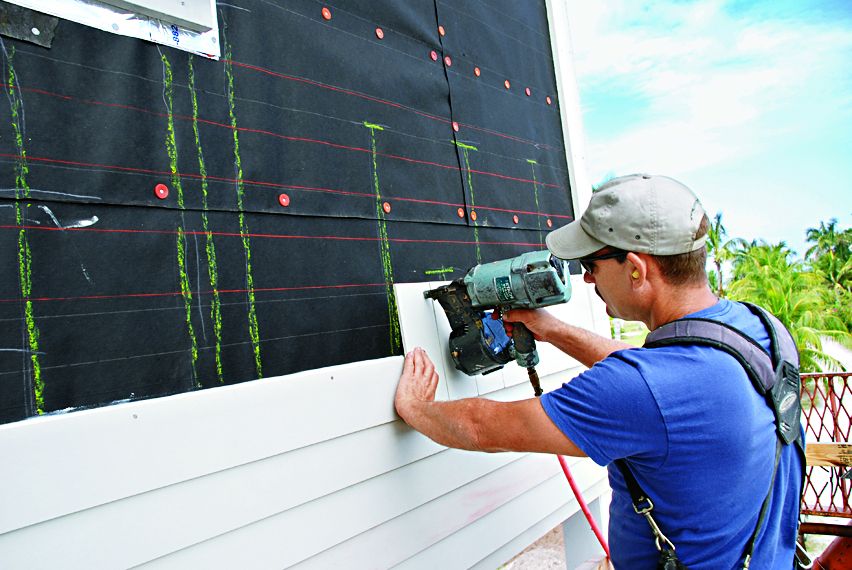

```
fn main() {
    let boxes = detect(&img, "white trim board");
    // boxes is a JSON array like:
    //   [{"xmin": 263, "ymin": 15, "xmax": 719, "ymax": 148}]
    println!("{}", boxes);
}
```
[{"xmin": 546, "ymin": 0, "xmax": 594, "ymax": 214}]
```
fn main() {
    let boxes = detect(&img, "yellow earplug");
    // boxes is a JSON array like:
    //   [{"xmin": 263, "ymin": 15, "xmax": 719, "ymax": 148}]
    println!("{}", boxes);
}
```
[{"xmin": 631, "ymin": 270, "xmax": 639, "ymax": 279}]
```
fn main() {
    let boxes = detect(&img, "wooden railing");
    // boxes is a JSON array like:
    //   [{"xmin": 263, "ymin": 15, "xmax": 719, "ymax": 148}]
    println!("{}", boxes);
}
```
[{"xmin": 800, "ymin": 372, "xmax": 852, "ymax": 536}]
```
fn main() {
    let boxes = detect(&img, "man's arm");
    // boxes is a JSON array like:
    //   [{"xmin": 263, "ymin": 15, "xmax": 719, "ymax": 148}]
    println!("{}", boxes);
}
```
[
  {"xmin": 502, "ymin": 308, "xmax": 633, "ymax": 368},
  {"xmin": 394, "ymin": 348, "xmax": 586, "ymax": 456}
]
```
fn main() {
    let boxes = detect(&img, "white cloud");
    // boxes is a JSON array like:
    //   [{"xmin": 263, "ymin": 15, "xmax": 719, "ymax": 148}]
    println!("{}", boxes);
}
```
[
  {"xmin": 567, "ymin": 0, "xmax": 852, "ymax": 180},
  {"xmin": 564, "ymin": 1, "xmax": 852, "ymax": 253}
]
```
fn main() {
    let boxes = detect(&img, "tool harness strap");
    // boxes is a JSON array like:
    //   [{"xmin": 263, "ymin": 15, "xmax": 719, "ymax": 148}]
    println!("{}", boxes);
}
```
[
  {"xmin": 644, "ymin": 302, "xmax": 804, "ymax": 446},
  {"xmin": 617, "ymin": 302, "xmax": 805, "ymax": 568}
]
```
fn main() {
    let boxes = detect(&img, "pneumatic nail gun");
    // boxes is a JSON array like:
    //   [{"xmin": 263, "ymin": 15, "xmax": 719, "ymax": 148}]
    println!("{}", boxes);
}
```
[{"xmin": 424, "ymin": 250, "xmax": 571, "ymax": 396}]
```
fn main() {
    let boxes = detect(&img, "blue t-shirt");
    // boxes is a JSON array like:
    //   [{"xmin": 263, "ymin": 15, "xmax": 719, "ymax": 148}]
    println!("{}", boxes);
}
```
[{"xmin": 541, "ymin": 300, "xmax": 802, "ymax": 569}]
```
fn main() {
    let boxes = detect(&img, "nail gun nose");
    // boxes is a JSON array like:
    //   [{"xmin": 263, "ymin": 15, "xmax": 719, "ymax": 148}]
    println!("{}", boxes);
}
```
[{"xmin": 527, "ymin": 367, "xmax": 542, "ymax": 397}]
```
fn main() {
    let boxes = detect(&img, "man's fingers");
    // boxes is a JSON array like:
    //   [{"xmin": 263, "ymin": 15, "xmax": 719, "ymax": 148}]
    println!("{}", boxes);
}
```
[
  {"xmin": 402, "ymin": 350, "xmax": 414, "ymax": 376},
  {"xmin": 396, "ymin": 347, "xmax": 441, "ymax": 410},
  {"xmin": 421, "ymin": 351, "xmax": 434, "ymax": 377},
  {"xmin": 412, "ymin": 347, "xmax": 425, "ymax": 376}
]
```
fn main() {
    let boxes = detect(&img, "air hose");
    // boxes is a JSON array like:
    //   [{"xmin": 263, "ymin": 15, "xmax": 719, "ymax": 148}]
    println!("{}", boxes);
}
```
[
  {"xmin": 556, "ymin": 454, "xmax": 611, "ymax": 559},
  {"xmin": 531, "ymin": 385, "xmax": 610, "ymax": 559}
]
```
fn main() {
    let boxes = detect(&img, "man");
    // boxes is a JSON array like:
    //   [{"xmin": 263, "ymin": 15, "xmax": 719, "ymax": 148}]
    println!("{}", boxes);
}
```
[{"xmin": 394, "ymin": 174, "xmax": 802, "ymax": 569}]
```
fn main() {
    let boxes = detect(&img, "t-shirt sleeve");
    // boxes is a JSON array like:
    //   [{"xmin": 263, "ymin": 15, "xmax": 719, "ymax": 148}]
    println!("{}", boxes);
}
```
[{"xmin": 540, "ymin": 351, "xmax": 668, "ymax": 468}]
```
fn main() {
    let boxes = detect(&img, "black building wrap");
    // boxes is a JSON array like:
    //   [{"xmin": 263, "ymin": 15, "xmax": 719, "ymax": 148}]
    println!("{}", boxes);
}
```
[{"xmin": 0, "ymin": 0, "xmax": 574, "ymax": 424}]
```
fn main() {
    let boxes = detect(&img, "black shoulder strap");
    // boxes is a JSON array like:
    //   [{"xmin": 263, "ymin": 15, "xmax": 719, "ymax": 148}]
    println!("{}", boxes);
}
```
[
  {"xmin": 644, "ymin": 304, "xmax": 804, "ymax": 447},
  {"xmin": 628, "ymin": 302, "xmax": 806, "ymax": 567},
  {"xmin": 739, "ymin": 302, "xmax": 800, "ymax": 369},
  {"xmin": 614, "ymin": 459, "xmax": 680, "ymax": 557},
  {"xmin": 644, "ymin": 317, "xmax": 776, "ymax": 394}
]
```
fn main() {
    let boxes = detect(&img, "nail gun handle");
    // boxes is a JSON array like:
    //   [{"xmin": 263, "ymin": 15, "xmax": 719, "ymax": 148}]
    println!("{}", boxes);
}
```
[{"xmin": 511, "ymin": 322, "xmax": 540, "ymax": 368}]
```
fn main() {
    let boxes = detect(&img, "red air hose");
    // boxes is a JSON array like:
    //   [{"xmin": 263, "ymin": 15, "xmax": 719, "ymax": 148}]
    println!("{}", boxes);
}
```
[
  {"xmin": 556, "ymin": 454, "xmax": 611, "ymax": 559},
  {"xmin": 529, "ymin": 375, "xmax": 609, "ymax": 558}
]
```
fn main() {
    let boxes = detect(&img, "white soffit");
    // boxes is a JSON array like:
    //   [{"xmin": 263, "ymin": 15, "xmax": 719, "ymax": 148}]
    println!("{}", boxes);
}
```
[
  {"xmin": 6, "ymin": 0, "xmax": 220, "ymax": 59},
  {"xmin": 103, "ymin": 0, "xmax": 215, "ymax": 33}
]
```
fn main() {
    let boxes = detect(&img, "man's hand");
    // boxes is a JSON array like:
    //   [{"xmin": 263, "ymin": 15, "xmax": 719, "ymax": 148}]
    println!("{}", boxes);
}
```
[
  {"xmin": 394, "ymin": 347, "xmax": 439, "ymax": 420},
  {"xmin": 499, "ymin": 308, "xmax": 563, "ymax": 342},
  {"xmin": 499, "ymin": 307, "xmax": 633, "ymax": 367},
  {"xmin": 392, "ymin": 346, "xmax": 586, "ymax": 456}
]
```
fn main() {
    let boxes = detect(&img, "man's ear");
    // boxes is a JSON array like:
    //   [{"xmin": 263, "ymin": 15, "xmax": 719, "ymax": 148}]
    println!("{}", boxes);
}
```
[{"xmin": 625, "ymin": 252, "xmax": 647, "ymax": 288}]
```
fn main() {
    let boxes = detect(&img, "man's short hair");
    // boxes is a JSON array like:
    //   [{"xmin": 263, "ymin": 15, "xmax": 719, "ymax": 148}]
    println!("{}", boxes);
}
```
[{"xmin": 651, "ymin": 214, "xmax": 710, "ymax": 286}]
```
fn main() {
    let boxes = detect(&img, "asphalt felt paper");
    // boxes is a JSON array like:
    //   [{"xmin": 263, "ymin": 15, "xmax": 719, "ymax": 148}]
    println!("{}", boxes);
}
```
[{"xmin": 0, "ymin": 0, "xmax": 574, "ymax": 423}]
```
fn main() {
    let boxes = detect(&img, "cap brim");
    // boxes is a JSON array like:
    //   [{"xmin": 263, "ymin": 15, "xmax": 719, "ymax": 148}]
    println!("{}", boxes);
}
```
[{"xmin": 545, "ymin": 220, "xmax": 607, "ymax": 259}]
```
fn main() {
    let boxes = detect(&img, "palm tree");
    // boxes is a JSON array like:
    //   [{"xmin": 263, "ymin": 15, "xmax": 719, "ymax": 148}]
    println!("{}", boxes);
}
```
[
  {"xmin": 805, "ymin": 219, "xmax": 852, "ymax": 330},
  {"xmin": 706, "ymin": 213, "xmax": 727, "ymax": 297},
  {"xmin": 705, "ymin": 212, "xmax": 744, "ymax": 297},
  {"xmin": 805, "ymin": 219, "xmax": 850, "ymax": 263},
  {"xmin": 727, "ymin": 241, "xmax": 851, "ymax": 372},
  {"xmin": 817, "ymin": 252, "xmax": 852, "ymax": 292}
]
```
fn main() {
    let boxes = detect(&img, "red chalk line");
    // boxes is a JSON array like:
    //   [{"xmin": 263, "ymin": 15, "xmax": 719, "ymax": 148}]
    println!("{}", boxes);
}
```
[
  {"xmin": 0, "ymin": 223, "xmax": 549, "ymax": 247},
  {"xmin": 223, "ymin": 60, "xmax": 562, "ymax": 152},
  {"xmin": 3, "ymin": 83, "xmax": 565, "ymax": 191},
  {"xmin": 10, "ymin": 82, "xmax": 569, "ymax": 178},
  {"xmin": 0, "ymin": 282, "xmax": 387, "ymax": 304},
  {"xmin": 0, "ymin": 152, "xmax": 573, "ymax": 220}
]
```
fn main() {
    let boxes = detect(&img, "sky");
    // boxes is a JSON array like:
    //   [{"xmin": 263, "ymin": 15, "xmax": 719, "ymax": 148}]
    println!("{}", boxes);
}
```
[{"xmin": 565, "ymin": 0, "xmax": 852, "ymax": 258}]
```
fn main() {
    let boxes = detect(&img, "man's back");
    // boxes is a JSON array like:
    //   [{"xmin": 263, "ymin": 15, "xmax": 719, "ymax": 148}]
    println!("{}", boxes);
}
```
[{"xmin": 540, "ymin": 299, "xmax": 802, "ymax": 568}]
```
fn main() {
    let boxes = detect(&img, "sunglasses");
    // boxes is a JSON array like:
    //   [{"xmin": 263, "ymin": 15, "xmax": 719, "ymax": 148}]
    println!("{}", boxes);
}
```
[{"xmin": 578, "ymin": 249, "xmax": 628, "ymax": 274}]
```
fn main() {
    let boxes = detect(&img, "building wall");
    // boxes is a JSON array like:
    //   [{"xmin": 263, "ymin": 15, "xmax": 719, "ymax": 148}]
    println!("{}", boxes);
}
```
[{"xmin": 0, "ymin": 1, "xmax": 612, "ymax": 567}]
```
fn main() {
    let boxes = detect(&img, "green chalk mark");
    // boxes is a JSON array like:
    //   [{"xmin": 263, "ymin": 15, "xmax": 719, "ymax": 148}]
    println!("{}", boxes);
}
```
[
  {"xmin": 189, "ymin": 56, "xmax": 224, "ymax": 383},
  {"xmin": 365, "ymin": 122, "xmax": 401, "ymax": 353},
  {"xmin": 452, "ymin": 140, "xmax": 478, "ymax": 151},
  {"xmin": 7, "ymin": 48, "xmax": 43, "ymax": 414},
  {"xmin": 225, "ymin": 38, "xmax": 263, "ymax": 378},
  {"xmin": 425, "ymin": 267, "xmax": 455, "ymax": 276},
  {"xmin": 459, "ymin": 146, "xmax": 482, "ymax": 264},
  {"xmin": 528, "ymin": 161, "xmax": 543, "ymax": 246},
  {"xmin": 162, "ymin": 53, "xmax": 199, "ymax": 384},
  {"xmin": 363, "ymin": 121, "xmax": 384, "ymax": 131}
]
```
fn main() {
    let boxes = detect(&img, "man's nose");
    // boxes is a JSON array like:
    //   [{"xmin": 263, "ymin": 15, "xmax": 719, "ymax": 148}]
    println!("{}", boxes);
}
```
[{"xmin": 583, "ymin": 271, "xmax": 595, "ymax": 284}]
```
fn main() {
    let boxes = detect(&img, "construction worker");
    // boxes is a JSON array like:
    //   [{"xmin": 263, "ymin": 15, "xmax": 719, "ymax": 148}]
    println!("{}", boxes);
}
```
[{"xmin": 394, "ymin": 174, "xmax": 803, "ymax": 569}]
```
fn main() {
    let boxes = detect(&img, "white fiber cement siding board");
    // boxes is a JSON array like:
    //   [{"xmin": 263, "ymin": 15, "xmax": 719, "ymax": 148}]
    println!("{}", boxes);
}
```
[
  {"xmin": 406, "ymin": 460, "xmax": 608, "ymax": 570},
  {"xmin": 395, "ymin": 281, "xmax": 453, "ymax": 401},
  {"xmin": 396, "ymin": 281, "xmax": 505, "ymax": 400},
  {"xmin": 291, "ymin": 454, "xmax": 595, "ymax": 570},
  {"xmin": 132, "ymin": 379, "xmax": 584, "ymax": 570},
  {"xmin": 104, "ymin": 0, "xmax": 216, "ymax": 32},
  {"xmin": 469, "ymin": 474, "xmax": 610, "ymax": 570},
  {"xmin": 0, "ymin": 364, "xmax": 601, "ymax": 570},
  {"xmin": 141, "ymin": 451, "xmax": 526, "ymax": 570},
  {"xmin": 0, "ymin": 355, "xmax": 404, "ymax": 535},
  {"xmin": 0, "ymin": 421, "xmax": 444, "ymax": 569}
]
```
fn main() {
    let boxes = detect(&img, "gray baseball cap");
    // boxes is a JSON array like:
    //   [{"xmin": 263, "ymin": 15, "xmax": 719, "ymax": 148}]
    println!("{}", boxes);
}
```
[{"xmin": 546, "ymin": 174, "xmax": 707, "ymax": 259}]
